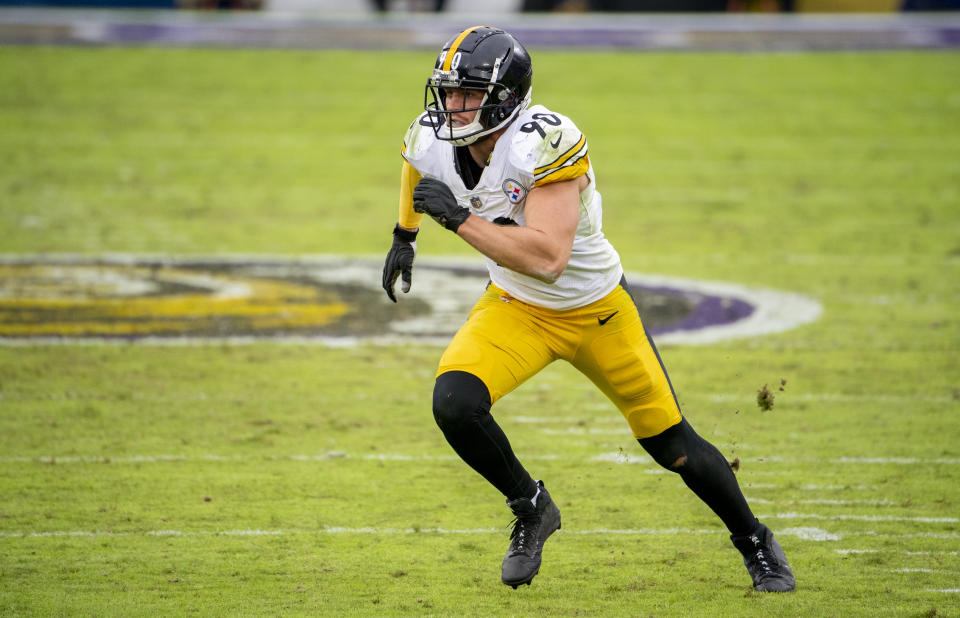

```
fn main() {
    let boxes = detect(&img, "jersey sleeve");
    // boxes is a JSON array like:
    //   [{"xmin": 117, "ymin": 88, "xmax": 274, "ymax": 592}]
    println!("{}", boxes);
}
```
[
  {"xmin": 401, "ymin": 113, "xmax": 433, "ymax": 166},
  {"xmin": 397, "ymin": 116, "xmax": 428, "ymax": 230},
  {"xmin": 397, "ymin": 160, "xmax": 423, "ymax": 230},
  {"xmin": 523, "ymin": 111, "xmax": 590, "ymax": 188}
]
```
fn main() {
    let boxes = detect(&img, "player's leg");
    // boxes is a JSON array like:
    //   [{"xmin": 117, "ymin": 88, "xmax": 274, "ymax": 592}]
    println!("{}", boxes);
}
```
[
  {"xmin": 432, "ymin": 370, "xmax": 536, "ymax": 500},
  {"xmin": 433, "ymin": 285, "xmax": 551, "ymax": 501},
  {"xmin": 569, "ymin": 281, "xmax": 683, "ymax": 439},
  {"xmin": 433, "ymin": 284, "xmax": 562, "ymax": 588},
  {"xmin": 572, "ymin": 280, "xmax": 794, "ymax": 591},
  {"xmin": 638, "ymin": 419, "xmax": 795, "ymax": 591},
  {"xmin": 583, "ymin": 284, "xmax": 757, "ymax": 533},
  {"xmin": 638, "ymin": 418, "xmax": 756, "ymax": 533}
]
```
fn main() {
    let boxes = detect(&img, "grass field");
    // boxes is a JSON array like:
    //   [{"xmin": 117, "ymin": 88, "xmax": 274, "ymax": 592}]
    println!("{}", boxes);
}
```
[{"xmin": 1, "ymin": 43, "xmax": 959, "ymax": 616}]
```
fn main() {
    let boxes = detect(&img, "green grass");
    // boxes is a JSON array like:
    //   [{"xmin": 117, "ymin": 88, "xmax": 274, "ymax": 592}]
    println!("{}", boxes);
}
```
[{"xmin": 1, "ymin": 45, "xmax": 959, "ymax": 616}]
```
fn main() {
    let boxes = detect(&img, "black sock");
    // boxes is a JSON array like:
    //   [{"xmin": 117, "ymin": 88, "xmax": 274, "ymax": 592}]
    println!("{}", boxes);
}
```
[
  {"xmin": 433, "ymin": 371, "xmax": 537, "ymax": 502},
  {"xmin": 638, "ymin": 418, "xmax": 758, "ymax": 536}
]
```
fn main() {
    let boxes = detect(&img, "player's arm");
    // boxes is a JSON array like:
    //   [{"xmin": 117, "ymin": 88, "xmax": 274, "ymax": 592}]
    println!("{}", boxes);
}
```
[
  {"xmin": 413, "ymin": 175, "xmax": 583, "ymax": 284},
  {"xmin": 382, "ymin": 161, "xmax": 425, "ymax": 302},
  {"xmin": 457, "ymin": 178, "xmax": 581, "ymax": 283}
]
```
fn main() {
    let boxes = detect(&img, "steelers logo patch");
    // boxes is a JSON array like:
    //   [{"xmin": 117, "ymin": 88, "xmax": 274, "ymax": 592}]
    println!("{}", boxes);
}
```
[
  {"xmin": 502, "ymin": 179, "xmax": 527, "ymax": 204},
  {"xmin": 0, "ymin": 255, "xmax": 820, "ymax": 345}
]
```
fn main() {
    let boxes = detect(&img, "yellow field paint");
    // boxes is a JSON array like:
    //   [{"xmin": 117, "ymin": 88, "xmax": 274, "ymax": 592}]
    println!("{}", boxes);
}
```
[{"xmin": 0, "ymin": 264, "xmax": 350, "ymax": 337}]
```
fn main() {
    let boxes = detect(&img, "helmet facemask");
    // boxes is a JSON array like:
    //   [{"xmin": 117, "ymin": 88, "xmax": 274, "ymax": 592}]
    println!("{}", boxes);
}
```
[{"xmin": 425, "ymin": 56, "xmax": 531, "ymax": 147}]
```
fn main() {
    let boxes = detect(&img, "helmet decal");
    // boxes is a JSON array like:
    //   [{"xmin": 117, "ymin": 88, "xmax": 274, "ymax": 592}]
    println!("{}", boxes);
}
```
[{"xmin": 442, "ymin": 25, "xmax": 483, "ymax": 71}]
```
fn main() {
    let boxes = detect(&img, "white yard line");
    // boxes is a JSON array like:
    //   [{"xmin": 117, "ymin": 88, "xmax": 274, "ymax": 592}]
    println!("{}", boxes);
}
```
[
  {"xmin": 589, "ymin": 453, "xmax": 960, "ymax": 465},
  {"xmin": 0, "ymin": 453, "xmax": 565, "ymax": 464},
  {"xmin": 782, "ymin": 499, "xmax": 896, "ymax": 506},
  {"xmin": 0, "ymin": 527, "xmax": 717, "ymax": 539},
  {"xmin": 710, "ymin": 393, "xmax": 957, "ymax": 404},
  {"xmin": 779, "ymin": 527, "xmax": 841, "ymax": 541},
  {"xmin": 837, "ymin": 549, "xmax": 960, "ymax": 555},
  {"xmin": 800, "ymin": 484, "xmax": 877, "ymax": 490},
  {"xmin": 2, "ymin": 527, "xmax": 956, "ymax": 542},
  {"xmin": 762, "ymin": 512, "xmax": 958, "ymax": 523},
  {"xmin": 594, "ymin": 453, "xmax": 798, "ymax": 464},
  {"xmin": 849, "ymin": 531, "xmax": 959, "ymax": 539},
  {"xmin": 7, "ymin": 389, "xmax": 941, "ymax": 406},
  {"xmin": 746, "ymin": 496, "xmax": 896, "ymax": 506},
  {"xmin": 833, "ymin": 456, "xmax": 960, "ymax": 464},
  {"xmin": 1, "ymin": 452, "xmax": 956, "ymax": 467}
]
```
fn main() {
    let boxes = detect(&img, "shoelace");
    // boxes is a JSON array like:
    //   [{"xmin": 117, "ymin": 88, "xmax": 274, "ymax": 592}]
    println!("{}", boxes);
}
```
[
  {"xmin": 748, "ymin": 546, "xmax": 781, "ymax": 579},
  {"xmin": 508, "ymin": 513, "xmax": 540, "ymax": 553}
]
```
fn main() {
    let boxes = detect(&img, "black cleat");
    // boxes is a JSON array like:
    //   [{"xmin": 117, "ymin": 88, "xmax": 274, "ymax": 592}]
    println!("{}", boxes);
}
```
[
  {"xmin": 501, "ymin": 480, "xmax": 561, "ymax": 589},
  {"xmin": 731, "ymin": 522, "xmax": 796, "ymax": 592}
]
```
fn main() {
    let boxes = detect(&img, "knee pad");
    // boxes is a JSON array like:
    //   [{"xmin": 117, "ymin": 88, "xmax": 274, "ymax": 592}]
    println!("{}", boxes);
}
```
[{"xmin": 432, "ymin": 371, "xmax": 492, "ymax": 432}]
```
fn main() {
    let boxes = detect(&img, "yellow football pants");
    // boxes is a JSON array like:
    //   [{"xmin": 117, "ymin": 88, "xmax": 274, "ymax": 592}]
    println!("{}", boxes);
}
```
[{"xmin": 437, "ymin": 280, "xmax": 683, "ymax": 439}]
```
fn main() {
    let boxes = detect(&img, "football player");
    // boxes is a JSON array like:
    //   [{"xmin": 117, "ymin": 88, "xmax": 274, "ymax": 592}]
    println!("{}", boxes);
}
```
[{"xmin": 381, "ymin": 25, "xmax": 795, "ymax": 593}]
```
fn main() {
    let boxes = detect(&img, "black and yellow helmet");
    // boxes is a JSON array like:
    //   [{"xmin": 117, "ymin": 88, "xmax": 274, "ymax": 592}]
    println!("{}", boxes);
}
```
[{"xmin": 424, "ymin": 26, "xmax": 533, "ymax": 146}]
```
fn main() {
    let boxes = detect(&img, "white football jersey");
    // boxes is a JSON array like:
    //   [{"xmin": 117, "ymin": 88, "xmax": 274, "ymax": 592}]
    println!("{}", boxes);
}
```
[{"xmin": 402, "ymin": 104, "xmax": 623, "ymax": 310}]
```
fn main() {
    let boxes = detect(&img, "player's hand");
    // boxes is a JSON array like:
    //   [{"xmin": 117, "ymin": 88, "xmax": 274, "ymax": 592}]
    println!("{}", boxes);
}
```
[
  {"xmin": 412, "ymin": 177, "xmax": 470, "ymax": 233},
  {"xmin": 382, "ymin": 224, "xmax": 418, "ymax": 303}
]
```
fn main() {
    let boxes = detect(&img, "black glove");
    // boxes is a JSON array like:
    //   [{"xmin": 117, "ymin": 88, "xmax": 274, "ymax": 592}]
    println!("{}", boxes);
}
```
[
  {"xmin": 412, "ymin": 177, "xmax": 470, "ymax": 233},
  {"xmin": 382, "ymin": 224, "xmax": 418, "ymax": 303}
]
